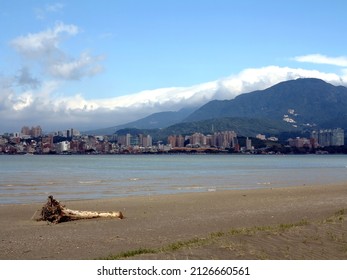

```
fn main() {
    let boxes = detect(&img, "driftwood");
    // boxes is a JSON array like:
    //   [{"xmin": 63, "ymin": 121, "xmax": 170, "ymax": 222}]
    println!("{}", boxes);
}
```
[{"xmin": 37, "ymin": 195, "xmax": 123, "ymax": 223}]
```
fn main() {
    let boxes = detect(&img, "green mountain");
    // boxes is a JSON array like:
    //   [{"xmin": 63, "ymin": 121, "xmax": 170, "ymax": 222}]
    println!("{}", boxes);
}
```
[
  {"xmin": 184, "ymin": 78, "xmax": 347, "ymax": 129},
  {"xmin": 90, "ymin": 78, "xmax": 347, "ymax": 142}
]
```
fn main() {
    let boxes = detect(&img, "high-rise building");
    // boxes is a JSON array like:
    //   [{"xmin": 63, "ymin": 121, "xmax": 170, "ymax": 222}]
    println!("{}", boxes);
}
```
[
  {"xmin": 168, "ymin": 135, "xmax": 185, "ymax": 148},
  {"xmin": 311, "ymin": 128, "xmax": 344, "ymax": 147},
  {"xmin": 31, "ymin": 126, "xmax": 42, "ymax": 137},
  {"xmin": 168, "ymin": 135, "xmax": 177, "ymax": 147},
  {"xmin": 246, "ymin": 137, "xmax": 252, "ymax": 150},
  {"xmin": 332, "ymin": 128, "xmax": 345, "ymax": 146},
  {"xmin": 21, "ymin": 125, "xmax": 43, "ymax": 137},
  {"xmin": 211, "ymin": 131, "xmax": 237, "ymax": 148},
  {"xmin": 141, "ymin": 135, "xmax": 152, "ymax": 147},
  {"xmin": 117, "ymin": 133, "xmax": 131, "ymax": 146},
  {"xmin": 140, "ymin": 134, "xmax": 148, "ymax": 147},
  {"xmin": 21, "ymin": 126, "xmax": 31, "ymax": 136},
  {"xmin": 190, "ymin": 133, "xmax": 206, "ymax": 146}
]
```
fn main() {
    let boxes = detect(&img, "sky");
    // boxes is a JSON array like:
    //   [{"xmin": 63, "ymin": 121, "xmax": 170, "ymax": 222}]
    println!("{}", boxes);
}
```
[{"xmin": 1, "ymin": 0, "xmax": 347, "ymax": 133}]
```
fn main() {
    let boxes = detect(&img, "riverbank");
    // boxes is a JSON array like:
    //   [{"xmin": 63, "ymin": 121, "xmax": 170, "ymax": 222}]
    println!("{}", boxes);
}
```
[{"xmin": 0, "ymin": 183, "xmax": 346, "ymax": 260}]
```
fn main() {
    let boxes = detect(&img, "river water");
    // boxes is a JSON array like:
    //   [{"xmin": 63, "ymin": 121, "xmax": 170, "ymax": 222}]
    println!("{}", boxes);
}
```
[{"xmin": 0, "ymin": 154, "xmax": 346, "ymax": 204}]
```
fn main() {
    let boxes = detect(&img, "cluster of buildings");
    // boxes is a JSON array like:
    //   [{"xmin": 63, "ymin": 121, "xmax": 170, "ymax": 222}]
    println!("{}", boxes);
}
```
[
  {"xmin": 311, "ymin": 128, "xmax": 345, "ymax": 147},
  {"xmin": 117, "ymin": 133, "xmax": 153, "ymax": 148},
  {"xmin": 0, "ymin": 125, "xmax": 345, "ymax": 155},
  {"xmin": 287, "ymin": 128, "xmax": 344, "ymax": 149},
  {"xmin": 0, "ymin": 126, "xmax": 249, "ymax": 154},
  {"xmin": 19, "ymin": 126, "xmax": 43, "ymax": 138},
  {"xmin": 168, "ymin": 131, "xmax": 251, "ymax": 152},
  {"xmin": 13, "ymin": 126, "xmax": 81, "ymax": 139},
  {"xmin": 168, "ymin": 131, "xmax": 237, "ymax": 149},
  {"xmin": 0, "ymin": 125, "xmax": 166, "ymax": 154}
]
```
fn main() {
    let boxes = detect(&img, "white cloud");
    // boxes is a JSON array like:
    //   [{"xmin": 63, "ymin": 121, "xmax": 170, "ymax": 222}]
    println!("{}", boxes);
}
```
[
  {"xmin": 49, "ymin": 52, "xmax": 104, "ymax": 80},
  {"xmin": 10, "ymin": 22, "xmax": 103, "ymax": 81},
  {"xmin": 219, "ymin": 66, "xmax": 345, "ymax": 94},
  {"xmin": 46, "ymin": 3, "xmax": 65, "ymax": 12},
  {"xmin": 35, "ymin": 2, "xmax": 65, "ymax": 20},
  {"xmin": 11, "ymin": 22, "xmax": 78, "ymax": 58},
  {"xmin": 10, "ymin": 92, "xmax": 33, "ymax": 111},
  {"xmin": 1, "ymin": 65, "xmax": 347, "ymax": 133},
  {"xmin": 294, "ymin": 54, "xmax": 347, "ymax": 67}
]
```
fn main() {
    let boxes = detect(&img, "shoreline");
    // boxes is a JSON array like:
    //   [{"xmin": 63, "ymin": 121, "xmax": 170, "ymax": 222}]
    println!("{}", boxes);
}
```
[{"xmin": 0, "ymin": 183, "xmax": 346, "ymax": 260}]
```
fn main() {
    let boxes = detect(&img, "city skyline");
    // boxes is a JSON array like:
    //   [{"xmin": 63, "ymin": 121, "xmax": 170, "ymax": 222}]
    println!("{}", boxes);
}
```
[
  {"xmin": 0, "ymin": 123, "xmax": 344, "ymax": 155},
  {"xmin": 1, "ymin": 1, "xmax": 347, "ymax": 133}
]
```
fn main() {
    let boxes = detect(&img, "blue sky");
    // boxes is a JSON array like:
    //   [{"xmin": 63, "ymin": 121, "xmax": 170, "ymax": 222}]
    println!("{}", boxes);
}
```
[{"xmin": 1, "ymin": 0, "xmax": 347, "ymax": 132}]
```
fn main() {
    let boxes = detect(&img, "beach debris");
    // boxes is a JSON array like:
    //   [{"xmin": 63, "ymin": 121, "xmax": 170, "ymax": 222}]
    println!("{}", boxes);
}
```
[{"xmin": 37, "ymin": 195, "xmax": 124, "ymax": 223}]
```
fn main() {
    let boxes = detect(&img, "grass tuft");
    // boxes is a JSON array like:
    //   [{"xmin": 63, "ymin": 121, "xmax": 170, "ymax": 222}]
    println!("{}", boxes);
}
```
[
  {"xmin": 335, "ymin": 209, "xmax": 345, "ymax": 216},
  {"xmin": 101, "ymin": 248, "xmax": 157, "ymax": 260},
  {"xmin": 210, "ymin": 231, "xmax": 225, "ymax": 238},
  {"xmin": 162, "ymin": 237, "xmax": 203, "ymax": 252},
  {"xmin": 324, "ymin": 208, "xmax": 346, "ymax": 224}
]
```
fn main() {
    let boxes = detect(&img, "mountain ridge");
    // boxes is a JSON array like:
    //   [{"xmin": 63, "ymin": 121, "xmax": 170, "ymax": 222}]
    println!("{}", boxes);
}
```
[
  {"xmin": 86, "ymin": 78, "xmax": 347, "ymax": 138},
  {"xmin": 184, "ymin": 78, "xmax": 347, "ymax": 129}
]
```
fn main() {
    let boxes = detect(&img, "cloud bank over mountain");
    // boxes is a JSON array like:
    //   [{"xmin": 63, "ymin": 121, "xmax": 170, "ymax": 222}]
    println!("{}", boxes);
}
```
[
  {"xmin": 2, "ymin": 22, "xmax": 347, "ymax": 133},
  {"xmin": 1, "ymin": 64, "xmax": 347, "ymax": 133}
]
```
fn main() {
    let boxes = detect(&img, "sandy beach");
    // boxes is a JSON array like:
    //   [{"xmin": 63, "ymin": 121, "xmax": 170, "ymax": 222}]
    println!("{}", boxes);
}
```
[{"xmin": 0, "ymin": 183, "xmax": 346, "ymax": 260}]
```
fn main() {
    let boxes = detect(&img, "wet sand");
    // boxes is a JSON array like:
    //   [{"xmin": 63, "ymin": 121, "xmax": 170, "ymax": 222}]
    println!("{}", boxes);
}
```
[{"xmin": 0, "ymin": 183, "xmax": 346, "ymax": 260}]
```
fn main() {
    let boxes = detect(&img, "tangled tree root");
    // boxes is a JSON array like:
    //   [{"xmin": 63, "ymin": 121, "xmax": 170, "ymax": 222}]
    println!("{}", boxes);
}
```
[{"xmin": 37, "ymin": 195, "xmax": 124, "ymax": 223}]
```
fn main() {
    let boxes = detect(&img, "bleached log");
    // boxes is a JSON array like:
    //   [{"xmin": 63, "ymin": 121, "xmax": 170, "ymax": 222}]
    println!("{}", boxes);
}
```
[
  {"xmin": 62, "ymin": 208, "xmax": 124, "ymax": 219},
  {"xmin": 38, "ymin": 195, "xmax": 124, "ymax": 223}
]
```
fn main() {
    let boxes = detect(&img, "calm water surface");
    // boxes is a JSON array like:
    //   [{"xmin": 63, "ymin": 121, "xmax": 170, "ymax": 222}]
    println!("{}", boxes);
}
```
[{"xmin": 0, "ymin": 154, "xmax": 347, "ymax": 204}]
